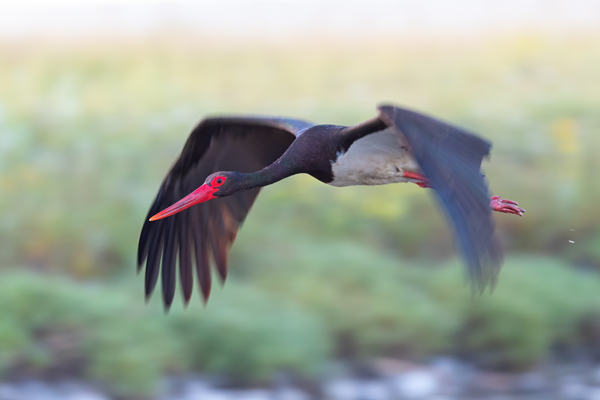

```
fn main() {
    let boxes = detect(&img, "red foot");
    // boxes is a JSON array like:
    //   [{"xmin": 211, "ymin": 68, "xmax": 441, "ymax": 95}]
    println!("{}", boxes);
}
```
[
  {"xmin": 403, "ymin": 171, "xmax": 431, "ymax": 188},
  {"xmin": 490, "ymin": 195, "xmax": 525, "ymax": 216},
  {"xmin": 403, "ymin": 172, "xmax": 525, "ymax": 217}
]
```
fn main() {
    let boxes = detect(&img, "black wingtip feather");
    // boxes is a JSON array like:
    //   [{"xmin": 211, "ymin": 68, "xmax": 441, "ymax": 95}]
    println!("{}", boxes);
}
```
[
  {"xmin": 179, "ymin": 213, "xmax": 194, "ymax": 306},
  {"xmin": 137, "ymin": 224, "xmax": 151, "ymax": 272},
  {"xmin": 161, "ymin": 216, "xmax": 178, "ymax": 309},
  {"xmin": 191, "ymin": 208, "xmax": 212, "ymax": 303},
  {"xmin": 145, "ymin": 220, "xmax": 165, "ymax": 298},
  {"xmin": 138, "ymin": 189, "xmax": 168, "ymax": 270}
]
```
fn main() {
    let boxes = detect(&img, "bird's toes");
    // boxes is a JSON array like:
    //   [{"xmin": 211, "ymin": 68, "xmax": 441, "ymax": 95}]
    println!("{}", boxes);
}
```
[
  {"xmin": 502, "ymin": 199, "xmax": 519, "ymax": 205},
  {"xmin": 504, "ymin": 205, "xmax": 524, "ymax": 216},
  {"xmin": 490, "ymin": 195, "xmax": 525, "ymax": 216}
]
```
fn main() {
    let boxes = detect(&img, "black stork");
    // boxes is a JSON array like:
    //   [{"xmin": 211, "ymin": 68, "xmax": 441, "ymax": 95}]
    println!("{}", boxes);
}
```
[{"xmin": 138, "ymin": 105, "xmax": 525, "ymax": 308}]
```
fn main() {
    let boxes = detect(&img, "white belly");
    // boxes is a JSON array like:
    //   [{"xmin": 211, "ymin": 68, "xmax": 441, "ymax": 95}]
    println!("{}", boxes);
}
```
[{"xmin": 329, "ymin": 128, "xmax": 421, "ymax": 187}]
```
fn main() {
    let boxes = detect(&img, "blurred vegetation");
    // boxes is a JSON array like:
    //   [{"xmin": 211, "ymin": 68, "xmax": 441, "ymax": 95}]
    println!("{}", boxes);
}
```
[
  {"xmin": 2, "ymin": 254, "xmax": 600, "ymax": 396},
  {"xmin": 1, "ymin": 33, "xmax": 600, "ymax": 397},
  {"xmin": 0, "ymin": 271, "xmax": 328, "ymax": 397}
]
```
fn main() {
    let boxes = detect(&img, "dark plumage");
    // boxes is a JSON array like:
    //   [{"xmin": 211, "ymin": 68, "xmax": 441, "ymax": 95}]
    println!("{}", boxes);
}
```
[{"xmin": 138, "ymin": 104, "xmax": 524, "ymax": 308}]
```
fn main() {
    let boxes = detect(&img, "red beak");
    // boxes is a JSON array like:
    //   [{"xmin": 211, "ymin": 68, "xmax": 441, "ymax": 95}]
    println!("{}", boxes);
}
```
[{"xmin": 149, "ymin": 184, "xmax": 218, "ymax": 221}]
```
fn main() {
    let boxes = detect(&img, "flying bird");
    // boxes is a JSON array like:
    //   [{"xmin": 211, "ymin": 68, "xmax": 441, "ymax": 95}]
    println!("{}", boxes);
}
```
[{"xmin": 138, "ymin": 105, "xmax": 524, "ymax": 308}]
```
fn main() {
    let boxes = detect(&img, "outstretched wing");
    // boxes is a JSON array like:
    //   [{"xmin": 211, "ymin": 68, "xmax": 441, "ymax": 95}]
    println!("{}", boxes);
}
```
[
  {"xmin": 138, "ymin": 116, "xmax": 314, "ymax": 308},
  {"xmin": 345, "ymin": 105, "xmax": 502, "ymax": 290},
  {"xmin": 379, "ymin": 105, "xmax": 502, "ymax": 290}
]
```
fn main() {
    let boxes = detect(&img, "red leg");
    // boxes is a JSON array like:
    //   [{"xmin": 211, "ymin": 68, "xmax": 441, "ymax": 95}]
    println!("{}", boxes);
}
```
[
  {"xmin": 403, "ymin": 172, "xmax": 525, "ymax": 216},
  {"xmin": 490, "ymin": 195, "xmax": 525, "ymax": 216}
]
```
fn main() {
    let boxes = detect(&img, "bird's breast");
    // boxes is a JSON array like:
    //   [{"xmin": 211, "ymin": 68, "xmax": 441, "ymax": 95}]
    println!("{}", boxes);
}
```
[{"xmin": 328, "ymin": 128, "xmax": 421, "ymax": 187}]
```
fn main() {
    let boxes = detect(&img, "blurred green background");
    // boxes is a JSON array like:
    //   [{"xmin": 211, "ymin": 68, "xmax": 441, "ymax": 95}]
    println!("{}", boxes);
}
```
[{"xmin": 1, "ymin": 2, "xmax": 600, "ymax": 397}]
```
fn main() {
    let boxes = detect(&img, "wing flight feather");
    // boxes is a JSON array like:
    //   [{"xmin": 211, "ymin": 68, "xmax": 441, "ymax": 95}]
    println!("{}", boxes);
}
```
[
  {"xmin": 378, "ymin": 105, "xmax": 502, "ymax": 290},
  {"xmin": 138, "ymin": 116, "xmax": 313, "ymax": 308}
]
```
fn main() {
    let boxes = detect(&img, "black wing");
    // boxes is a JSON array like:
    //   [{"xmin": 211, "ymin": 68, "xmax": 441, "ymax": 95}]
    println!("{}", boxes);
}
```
[
  {"xmin": 346, "ymin": 105, "xmax": 502, "ymax": 290},
  {"xmin": 138, "ymin": 116, "xmax": 314, "ymax": 308}
]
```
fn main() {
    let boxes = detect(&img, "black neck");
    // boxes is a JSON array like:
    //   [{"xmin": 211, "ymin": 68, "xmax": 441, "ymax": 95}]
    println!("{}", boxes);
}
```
[
  {"xmin": 340, "ymin": 116, "xmax": 387, "ymax": 152},
  {"xmin": 239, "ymin": 162, "xmax": 293, "ymax": 191}
]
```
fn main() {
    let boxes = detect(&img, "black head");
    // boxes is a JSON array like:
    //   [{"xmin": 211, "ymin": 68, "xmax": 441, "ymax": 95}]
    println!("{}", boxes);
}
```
[{"xmin": 203, "ymin": 171, "xmax": 243, "ymax": 197}]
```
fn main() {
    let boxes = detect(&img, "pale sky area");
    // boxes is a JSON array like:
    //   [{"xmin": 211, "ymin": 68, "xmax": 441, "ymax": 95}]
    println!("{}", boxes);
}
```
[{"xmin": 0, "ymin": 0, "xmax": 599, "ymax": 40}]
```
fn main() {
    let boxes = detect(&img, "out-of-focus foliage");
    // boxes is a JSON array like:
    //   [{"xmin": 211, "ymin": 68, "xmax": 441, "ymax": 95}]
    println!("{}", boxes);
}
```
[
  {"xmin": 2, "ymin": 254, "xmax": 600, "ymax": 396},
  {"xmin": 1, "ymin": 33, "xmax": 600, "ymax": 397},
  {"xmin": 0, "ymin": 272, "xmax": 328, "ymax": 397}
]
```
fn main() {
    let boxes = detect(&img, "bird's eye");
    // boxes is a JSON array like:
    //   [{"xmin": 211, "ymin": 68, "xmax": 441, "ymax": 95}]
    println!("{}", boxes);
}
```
[{"xmin": 211, "ymin": 176, "xmax": 226, "ymax": 187}]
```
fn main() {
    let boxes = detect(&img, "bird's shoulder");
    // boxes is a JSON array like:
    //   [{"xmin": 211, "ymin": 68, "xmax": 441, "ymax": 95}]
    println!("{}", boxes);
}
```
[{"xmin": 284, "ymin": 125, "xmax": 344, "ymax": 159}]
